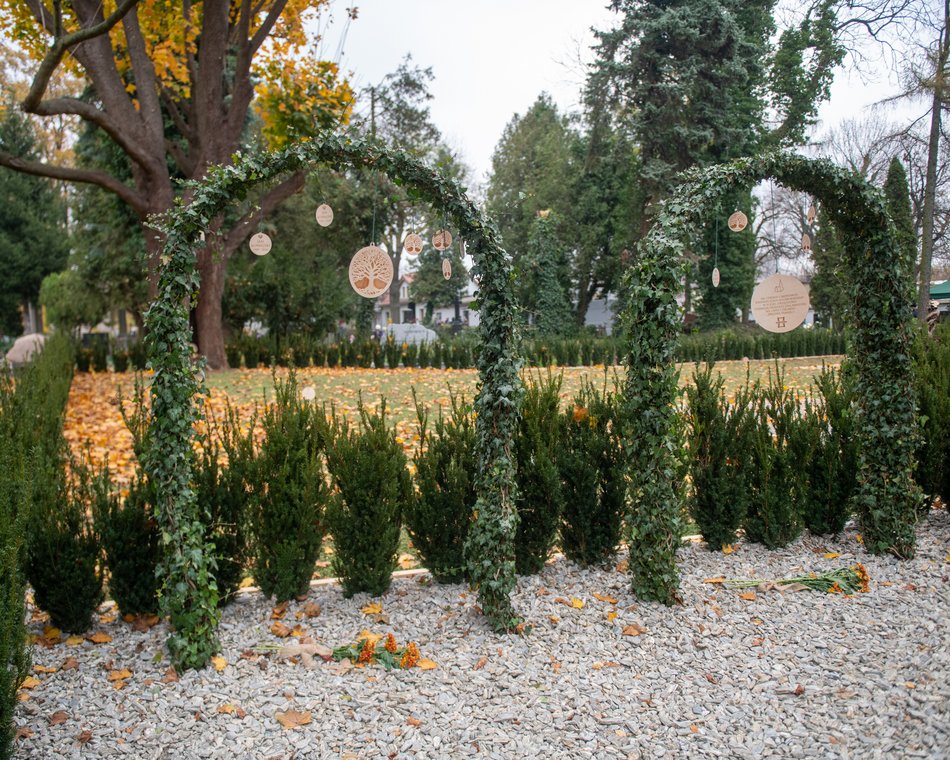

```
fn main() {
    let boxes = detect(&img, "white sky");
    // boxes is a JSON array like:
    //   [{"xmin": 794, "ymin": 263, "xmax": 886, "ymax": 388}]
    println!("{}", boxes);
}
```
[{"xmin": 323, "ymin": 1, "xmax": 918, "ymax": 187}]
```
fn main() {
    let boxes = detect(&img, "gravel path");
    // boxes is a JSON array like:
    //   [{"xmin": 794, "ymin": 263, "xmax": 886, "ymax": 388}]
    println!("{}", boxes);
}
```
[{"xmin": 14, "ymin": 509, "xmax": 949, "ymax": 759}]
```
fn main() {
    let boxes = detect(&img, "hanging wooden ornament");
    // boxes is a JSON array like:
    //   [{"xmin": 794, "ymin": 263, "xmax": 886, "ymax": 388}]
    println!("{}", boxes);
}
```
[
  {"xmin": 807, "ymin": 204, "xmax": 817, "ymax": 224},
  {"xmin": 301, "ymin": 386, "xmax": 316, "ymax": 401},
  {"xmin": 750, "ymin": 273, "xmax": 810, "ymax": 333},
  {"xmin": 432, "ymin": 229, "xmax": 452, "ymax": 251},
  {"xmin": 348, "ymin": 245, "xmax": 393, "ymax": 298},
  {"xmin": 801, "ymin": 233, "xmax": 812, "ymax": 252},
  {"xmin": 442, "ymin": 258, "xmax": 452, "ymax": 280},
  {"xmin": 315, "ymin": 204, "xmax": 334, "ymax": 227},
  {"xmin": 404, "ymin": 232, "xmax": 423, "ymax": 256},
  {"xmin": 249, "ymin": 232, "xmax": 272, "ymax": 256},
  {"xmin": 727, "ymin": 211, "xmax": 748, "ymax": 232},
  {"xmin": 712, "ymin": 267, "xmax": 721, "ymax": 288}
]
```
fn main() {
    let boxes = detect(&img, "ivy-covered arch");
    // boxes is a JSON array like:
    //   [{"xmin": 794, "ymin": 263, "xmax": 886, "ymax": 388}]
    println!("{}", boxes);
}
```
[
  {"xmin": 145, "ymin": 134, "xmax": 523, "ymax": 669},
  {"xmin": 621, "ymin": 151, "xmax": 920, "ymax": 605}
]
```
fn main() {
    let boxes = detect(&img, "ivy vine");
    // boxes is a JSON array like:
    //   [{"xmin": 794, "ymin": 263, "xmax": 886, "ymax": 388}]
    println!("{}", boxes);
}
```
[
  {"xmin": 146, "ymin": 134, "xmax": 523, "ymax": 669},
  {"xmin": 621, "ymin": 151, "xmax": 920, "ymax": 607}
]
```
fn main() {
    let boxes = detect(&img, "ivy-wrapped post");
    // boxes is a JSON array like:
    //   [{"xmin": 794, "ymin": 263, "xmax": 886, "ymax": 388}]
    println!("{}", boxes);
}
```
[
  {"xmin": 147, "ymin": 134, "xmax": 524, "ymax": 667},
  {"xmin": 144, "ymin": 214, "xmax": 221, "ymax": 671},
  {"xmin": 618, "ymin": 228, "xmax": 686, "ymax": 604}
]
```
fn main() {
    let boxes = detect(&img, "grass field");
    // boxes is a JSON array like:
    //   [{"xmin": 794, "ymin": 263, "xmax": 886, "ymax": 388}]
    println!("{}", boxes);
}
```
[{"xmin": 64, "ymin": 356, "xmax": 842, "ymax": 487}]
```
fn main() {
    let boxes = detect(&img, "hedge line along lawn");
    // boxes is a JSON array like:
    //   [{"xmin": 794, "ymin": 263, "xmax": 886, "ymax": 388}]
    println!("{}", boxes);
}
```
[
  {"xmin": 63, "ymin": 356, "xmax": 839, "ymax": 581},
  {"xmin": 65, "ymin": 356, "xmax": 840, "ymax": 488}
]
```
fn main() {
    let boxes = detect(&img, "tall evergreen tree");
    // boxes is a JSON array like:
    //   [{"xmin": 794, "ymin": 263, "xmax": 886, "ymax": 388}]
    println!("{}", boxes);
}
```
[
  {"xmin": 883, "ymin": 156, "xmax": 918, "ymax": 303},
  {"xmin": 524, "ymin": 212, "xmax": 574, "ymax": 337},
  {"xmin": 0, "ymin": 106, "xmax": 67, "ymax": 335},
  {"xmin": 809, "ymin": 219, "xmax": 848, "ymax": 330}
]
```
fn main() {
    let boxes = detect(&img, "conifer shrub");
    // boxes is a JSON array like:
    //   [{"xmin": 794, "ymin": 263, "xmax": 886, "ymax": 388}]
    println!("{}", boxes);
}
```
[
  {"xmin": 26, "ymin": 447, "xmax": 104, "ymax": 633},
  {"xmin": 0, "ymin": 439, "xmax": 29, "ymax": 760},
  {"xmin": 514, "ymin": 372, "xmax": 564, "ymax": 575},
  {"xmin": 801, "ymin": 367, "xmax": 857, "ymax": 535},
  {"xmin": 249, "ymin": 371, "xmax": 326, "ymax": 602},
  {"xmin": 742, "ymin": 368, "xmax": 804, "ymax": 548},
  {"xmin": 913, "ymin": 323, "xmax": 950, "ymax": 506},
  {"xmin": 405, "ymin": 390, "xmax": 477, "ymax": 583},
  {"xmin": 195, "ymin": 400, "xmax": 256, "ymax": 605},
  {"xmin": 557, "ymin": 379, "xmax": 626, "ymax": 566},
  {"xmin": 325, "ymin": 400, "xmax": 411, "ymax": 597},
  {"xmin": 684, "ymin": 364, "xmax": 756, "ymax": 550},
  {"xmin": 93, "ymin": 469, "xmax": 161, "ymax": 617}
]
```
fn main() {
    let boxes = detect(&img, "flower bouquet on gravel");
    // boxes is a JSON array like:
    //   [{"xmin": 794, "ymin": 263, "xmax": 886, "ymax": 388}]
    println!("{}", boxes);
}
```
[
  {"xmin": 723, "ymin": 563, "xmax": 871, "ymax": 594},
  {"xmin": 332, "ymin": 631, "xmax": 434, "ymax": 670}
]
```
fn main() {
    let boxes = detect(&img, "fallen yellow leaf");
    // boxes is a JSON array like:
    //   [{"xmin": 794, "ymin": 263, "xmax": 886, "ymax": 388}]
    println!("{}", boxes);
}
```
[
  {"xmin": 217, "ymin": 704, "xmax": 236, "ymax": 715},
  {"xmin": 210, "ymin": 656, "xmax": 227, "ymax": 672},
  {"xmin": 417, "ymin": 658, "xmax": 438, "ymax": 670},
  {"xmin": 361, "ymin": 602, "xmax": 383, "ymax": 615},
  {"xmin": 42, "ymin": 626, "xmax": 62, "ymax": 643},
  {"xmin": 239, "ymin": 577, "xmax": 255, "ymax": 589},
  {"xmin": 19, "ymin": 676, "xmax": 41, "ymax": 690},
  {"xmin": 65, "ymin": 636, "xmax": 84, "ymax": 647},
  {"xmin": 270, "ymin": 622, "xmax": 292, "ymax": 638},
  {"xmin": 358, "ymin": 630, "xmax": 383, "ymax": 647},
  {"xmin": 275, "ymin": 709, "xmax": 312, "ymax": 729},
  {"xmin": 107, "ymin": 669, "xmax": 132, "ymax": 682},
  {"xmin": 33, "ymin": 665, "xmax": 59, "ymax": 674},
  {"xmin": 703, "ymin": 577, "xmax": 726, "ymax": 584},
  {"xmin": 593, "ymin": 592, "xmax": 618, "ymax": 604},
  {"xmin": 722, "ymin": 544, "xmax": 737, "ymax": 555},
  {"xmin": 738, "ymin": 591, "xmax": 757, "ymax": 601},
  {"xmin": 607, "ymin": 610, "xmax": 618, "ymax": 622},
  {"xmin": 88, "ymin": 632, "xmax": 112, "ymax": 644},
  {"xmin": 823, "ymin": 552, "xmax": 841, "ymax": 559},
  {"xmin": 406, "ymin": 717, "xmax": 422, "ymax": 727},
  {"xmin": 112, "ymin": 680, "xmax": 127, "ymax": 691},
  {"xmin": 570, "ymin": 597, "xmax": 585, "ymax": 609},
  {"xmin": 592, "ymin": 661, "xmax": 620, "ymax": 670}
]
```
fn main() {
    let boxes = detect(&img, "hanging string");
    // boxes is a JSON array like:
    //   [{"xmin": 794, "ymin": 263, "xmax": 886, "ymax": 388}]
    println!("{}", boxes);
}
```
[
  {"xmin": 769, "ymin": 180, "xmax": 778, "ymax": 275},
  {"xmin": 713, "ymin": 216, "xmax": 719, "ymax": 269}
]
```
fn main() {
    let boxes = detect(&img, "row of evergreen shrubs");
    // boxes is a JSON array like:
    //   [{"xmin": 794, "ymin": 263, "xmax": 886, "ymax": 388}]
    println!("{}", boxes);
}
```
[
  {"xmin": 685, "ymin": 362, "xmax": 859, "ymax": 551},
  {"xmin": 0, "ymin": 334, "xmax": 75, "ymax": 760},
  {"xmin": 214, "ymin": 327, "xmax": 846, "ymax": 373}
]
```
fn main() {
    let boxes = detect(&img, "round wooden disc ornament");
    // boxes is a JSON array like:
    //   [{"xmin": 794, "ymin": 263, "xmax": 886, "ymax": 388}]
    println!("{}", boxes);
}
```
[
  {"xmin": 301, "ymin": 386, "xmax": 316, "ymax": 401},
  {"xmin": 807, "ymin": 204, "xmax": 817, "ymax": 224},
  {"xmin": 348, "ymin": 245, "xmax": 393, "ymax": 298},
  {"xmin": 404, "ymin": 232, "xmax": 424, "ymax": 256},
  {"xmin": 249, "ymin": 232, "xmax": 272, "ymax": 256},
  {"xmin": 750, "ymin": 273, "xmax": 810, "ymax": 333},
  {"xmin": 442, "ymin": 258, "xmax": 452, "ymax": 280},
  {"xmin": 315, "ymin": 204, "xmax": 334, "ymax": 227},
  {"xmin": 432, "ymin": 229, "xmax": 452, "ymax": 251},
  {"xmin": 727, "ymin": 211, "xmax": 748, "ymax": 232},
  {"xmin": 712, "ymin": 267, "xmax": 721, "ymax": 288},
  {"xmin": 801, "ymin": 232, "xmax": 812, "ymax": 251}
]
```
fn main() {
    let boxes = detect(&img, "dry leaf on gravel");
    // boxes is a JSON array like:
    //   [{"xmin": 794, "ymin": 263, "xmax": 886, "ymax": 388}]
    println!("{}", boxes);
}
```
[
  {"xmin": 19, "ymin": 677, "xmax": 41, "ymax": 690},
  {"xmin": 160, "ymin": 667, "xmax": 179, "ymax": 684},
  {"xmin": 473, "ymin": 656, "xmax": 488, "ymax": 671},
  {"xmin": 211, "ymin": 656, "xmax": 227, "ymax": 672},
  {"xmin": 622, "ymin": 624, "xmax": 647, "ymax": 637},
  {"xmin": 48, "ymin": 711, "xmax": 69, "ymax": 725},
  {"xmin": 107, "ymin": 669, "xmax": 132, "ymax": 682},
  {"xmin": 270, "ymin": 622, "xmax": 292, "ymax": 638},
  {"xmin": 275, "ymin": 709, "xmax": 312, "ymax": 729},
  {"xmin": 738, "ymin": 591, "xmax": 757, "ymax": 601},
  {"xmin": 360, "ymin": 603, "xmax": 383, "ymax": 615},
  {"xmin": 87, "ymin": 632, "xmax": 112, "ymax": 644},
  {"xmin": 592, "ymin": 593, "xmax": 618, "ymax": 604},
  {"xmin": 417, "ymin": 658, "xmax": 438, "ymax": 670},
  {"xmin": 61, "ymin": 658, "xmax": 79, "ymax": 671}
]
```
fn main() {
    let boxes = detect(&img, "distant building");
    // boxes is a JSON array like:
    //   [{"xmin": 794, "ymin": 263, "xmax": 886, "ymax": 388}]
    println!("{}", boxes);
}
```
[{"xmin": 373, "ymin": 273, "xmax": 480, "ymax": 328}]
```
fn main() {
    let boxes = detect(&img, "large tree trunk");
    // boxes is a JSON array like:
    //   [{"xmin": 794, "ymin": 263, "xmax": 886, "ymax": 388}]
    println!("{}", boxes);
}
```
[
  {"xmin": 196, "ymin": 246, "xmax": 229, "ymax": 369},
  {"xmin": 917, "ymin": 2, "xmax": 949, "ymax": 324}
]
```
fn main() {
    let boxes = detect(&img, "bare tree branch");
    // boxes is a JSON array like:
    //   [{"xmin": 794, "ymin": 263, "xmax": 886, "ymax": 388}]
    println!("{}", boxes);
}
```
[
  {"xmin": 0, "ymin": 150, "xmax": 145, "ymax": 212},
  {"xmin": 219, "ymin": 171, "xmax": 306, "ymax": 256}
]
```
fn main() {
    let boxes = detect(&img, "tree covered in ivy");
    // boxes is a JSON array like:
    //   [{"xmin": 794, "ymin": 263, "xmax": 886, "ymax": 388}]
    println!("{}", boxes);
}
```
[{"xmin": 523, "ymin": 212, "xmax": 574, "ymax": 337}]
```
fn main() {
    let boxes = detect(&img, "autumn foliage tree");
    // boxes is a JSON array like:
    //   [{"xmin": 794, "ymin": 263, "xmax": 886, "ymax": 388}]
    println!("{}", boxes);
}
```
[{"xmin": 0, "ymin": 0, "xmax": 353, "ymax": 367}]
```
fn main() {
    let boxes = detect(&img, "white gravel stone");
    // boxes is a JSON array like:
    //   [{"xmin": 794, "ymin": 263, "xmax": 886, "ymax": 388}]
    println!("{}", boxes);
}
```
[{"xmin": 12, "ymin": 509, "xmax": 950, "ymax": 758}]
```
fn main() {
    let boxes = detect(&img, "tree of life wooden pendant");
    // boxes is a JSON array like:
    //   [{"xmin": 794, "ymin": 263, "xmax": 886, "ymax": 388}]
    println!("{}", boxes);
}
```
[
  {"xmin": 432, "ymin": 229, "xmax": 452, "ymax": 251},
  {"xmin": 727, "ymin": 211, "xmax": 748, "ymax": 232},
  {"xmin": 349, "ymin": 245, "xmax": 393, "ymax": 298},
  {"xmin": 404, "ymin": 232, "xmax": 423, "ymax": 256}
]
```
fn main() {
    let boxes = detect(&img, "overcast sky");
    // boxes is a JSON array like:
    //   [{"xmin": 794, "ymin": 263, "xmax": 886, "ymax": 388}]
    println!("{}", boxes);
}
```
[{"xmin": 322, "ymin": 1, "xmax": 916, "ymax": 187}]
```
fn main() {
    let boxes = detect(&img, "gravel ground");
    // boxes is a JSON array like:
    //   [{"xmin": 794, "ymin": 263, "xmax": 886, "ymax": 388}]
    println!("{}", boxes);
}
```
[{"xmin": 14, "ymin": 509, "xmax": 949, "ymax": 760}]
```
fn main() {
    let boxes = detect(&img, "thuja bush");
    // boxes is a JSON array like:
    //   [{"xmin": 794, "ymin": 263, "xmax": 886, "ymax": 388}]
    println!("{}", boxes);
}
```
[
  {"xmin": 0, "ymin": 438, "xmax": 29, "ymax": 760},
  {"xmin": 684, "ymin": 364, "xmax": 756, "ymax": 550},
  {"xmin": 196, "ymin": 400, "xmax": 256, "ymax": 605},
  {"xmin": 913, "ymin": 322, "xmax": 950, "ymax": 506},
  {"xmin": 93, "ymin": 469, "xmax": 161, "ymax": 617},
  {"xmin": 250, "ymin": 371, "xmax": 327, "ymax": 602},
  {"xmin": 802, "ymin": 367, "xmax": 857, "ymax": 535},
  {"xmin": 325, "ymin": 400, "xmax": 411, "ymax": 597},
  {"xmin": 405, "ymin": 390, "xmax": 477, "ymax": 583},
  {"xmin": 743, "ymin": 368, "xmax": 804, "ymax": 549},
  {"xmin": 514, "ymin": 372, "xmax": 564, "ymax": 575},
  {"xmin": 557, "ymin": 378, "xmax": 626, "ymax": 566},
  {"xmin": 26, "ymin": 447, "xmax": 104, "ymax": 633}
]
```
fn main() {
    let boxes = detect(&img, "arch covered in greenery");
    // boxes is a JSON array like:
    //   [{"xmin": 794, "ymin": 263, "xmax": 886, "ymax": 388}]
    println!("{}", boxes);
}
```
[
  {"xmin": 621, "ymin": 151, "xmax": 919, "ymax": 605},
  {"xmin": 145, "ymin": 134, "xmax": 523, "ymax": 669}
]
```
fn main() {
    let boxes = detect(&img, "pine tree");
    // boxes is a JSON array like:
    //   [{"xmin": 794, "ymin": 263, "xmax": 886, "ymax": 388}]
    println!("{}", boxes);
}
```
[{"xmin": 883, "ymin": 157, "xmax": 918, "ymax": 304}]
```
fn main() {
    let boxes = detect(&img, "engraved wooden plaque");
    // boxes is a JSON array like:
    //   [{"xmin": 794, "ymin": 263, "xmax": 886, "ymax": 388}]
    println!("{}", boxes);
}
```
[
  {"xmin": 348, "ymin": 245, "xmax": 393, "ymax": 298},
  {"xmin": 750, "ymin": 274, "xmax": 810, "ymax": 333}
]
